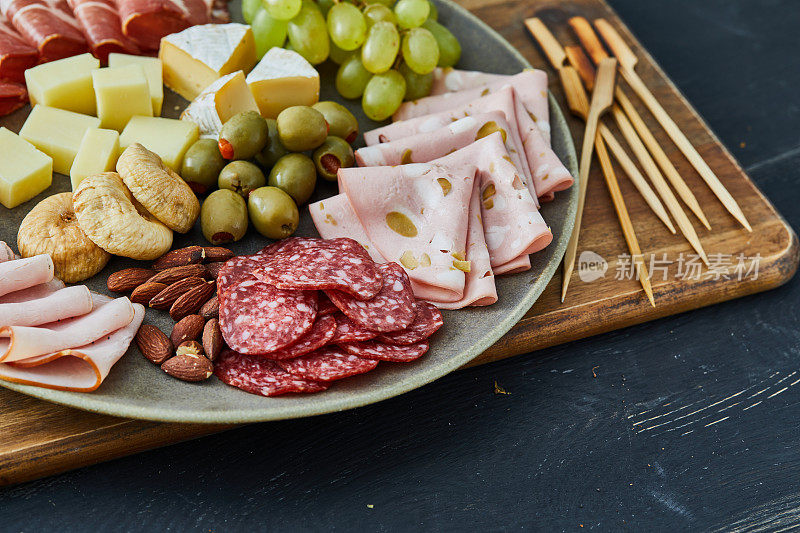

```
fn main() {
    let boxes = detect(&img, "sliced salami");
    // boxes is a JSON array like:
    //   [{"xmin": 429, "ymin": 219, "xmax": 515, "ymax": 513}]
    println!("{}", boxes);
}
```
[
  {"xmin": 317, "ymin": 292, "xmax": 338, "ymax": 316},
  {"xmin": 253, "ymin": 237, "xmax": 383, "ymax": 300},
  {"xmin": 217, "ymin": 255, "xmax": 262, "ymax": 298},
  {"xmin": 325, "ymin": 262, "xmax": 415, "ymax": 332},
  {"xmin": 261, "ymin": 314, "xmax": 337, "ymax": 360},
  {"xmin": 339, "ymin": 339, "xmax": 429, "ymax": 362},
  {"xmin": 215, "ymin": 349, "xmax": 328, "ymax": 396},
  {"xmin": 278, "ymin": 346, "xmax": 378, "ymax": 382},
  {"xmin": 329, "ymin": 312, "xmax": 378, "ymax": 343},
  {"xmin": 377, "ymin": 301, "xmax": 444, "ymax": 345}
]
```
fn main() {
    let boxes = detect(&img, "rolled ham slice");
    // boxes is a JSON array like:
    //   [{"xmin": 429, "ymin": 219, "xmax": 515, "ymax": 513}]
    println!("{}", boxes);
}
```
[
  {"xmin": 310, "ymin": 193, "xmax": 385, "ymax": 263},
  {"xmin": 0, "ymin": 18, "xmax": 37, "ymax": 82},
  {"xmin": 0, "ymin": 285, "xmax": 92, "ymax": 326},
  {"xmin": 67, "ymin": 0, "xmax": 138, "ymax": 62},
  {"xmin": 0, "ymin": 240, "xmax": 14, "ymax": 262},
  {"xmin": 0, "ymin": 254, "xmax": 54, "ymax": 298},
  {"xmin": 429, "ymin": 67, "xmax": 509, "ymax": 95},
  {"xmin": 1, "ymin": 0, "xmax": 87, "ymax": 61},
  {"xmin": 0, "ymin": 278, "xmax": 65, "ymax": 303},
  {"xmin": 117, "ymin": 0, "xmax": 209, "ymax": 50},
  {"xmin": 493, "ymin": 255, "xmax": 531, "ymax": 275}
]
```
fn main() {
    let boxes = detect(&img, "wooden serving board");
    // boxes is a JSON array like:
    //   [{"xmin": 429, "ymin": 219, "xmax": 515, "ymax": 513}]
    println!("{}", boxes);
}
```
[{"xmin": 1, "ymin": 0, "xmax": 796, "ymax": 486}]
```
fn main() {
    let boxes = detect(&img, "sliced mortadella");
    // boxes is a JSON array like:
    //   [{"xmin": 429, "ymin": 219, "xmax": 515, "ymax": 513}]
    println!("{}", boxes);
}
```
[
  {"xmin": 0, "ymin": 300, "xmax": 145, "ymax": 392},
  {"xmin": 0, "ymin": 285, "xmax": 93, "ymax": 326},
  {"xmin": 0, "ymin": 255, "xmax": 55, "ymax": 297},
  {"xmin": 493, "ymin": 255, "xmax": 531, "ymax": 275},
  {"xmin": 338, "ymin": 163, "xmax": 476, "ymax": 303},
  {"xmin": 309, "ymin": 194, "xmax": 386, "ymax": 263},
  {"xmin": 429, "ymin": 67, "xmax": 510, "ymax": 95},
  {"xmin": 0, "ymin": 294, "xmax": 135, "ymax": 363}
]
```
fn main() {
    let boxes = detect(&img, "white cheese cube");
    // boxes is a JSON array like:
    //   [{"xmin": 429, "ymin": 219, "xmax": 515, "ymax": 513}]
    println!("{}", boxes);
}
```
[
  {"xmin": 108, "ymin": 53, "xmax": 164, "ymax": 115},
  {"xmin": 24, "ymin": 53, "xmax": 100, "ymax": 116},
  {"xmin": 120, "ymin": 116, "xmax": 199, "ymax": 171},
  {"xmin": 19, "ymin": 105, "xmax": 101, "ymax": 175},
  {"xmin": 0, "ymin": 128, "xmax": 52, "ymax": 208},
  {"xmin": 70, "ymin": 128, "xmax": 120, "ymax": 190},
  {"xmin": 92, "ymin": 64, "xmax": 153, "ymax": 131}
]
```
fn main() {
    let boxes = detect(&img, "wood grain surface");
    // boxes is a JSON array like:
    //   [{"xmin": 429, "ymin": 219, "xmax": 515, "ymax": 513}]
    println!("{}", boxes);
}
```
[{"xmin": 0, "ymin": 0, "xmax": 797, "ymax": 488}]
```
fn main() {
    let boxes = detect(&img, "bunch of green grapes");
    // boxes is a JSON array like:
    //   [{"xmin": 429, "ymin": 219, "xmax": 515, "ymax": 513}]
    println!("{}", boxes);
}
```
[{"xmin": 242, "ymin": 0, "xmax": 462, "ymax": 122}]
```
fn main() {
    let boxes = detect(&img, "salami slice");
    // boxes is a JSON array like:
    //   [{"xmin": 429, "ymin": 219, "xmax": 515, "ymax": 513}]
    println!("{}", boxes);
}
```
[
  {"xmin": 339, "ymin": 339, "xmax": 429, "ymax": 362},
  {"xmin": 261, "ymin": 314, "xmax": 337, "ymax": 360},
  {"xmin": 377, "ymin": 301, "xmax": 444, "ymax": 345},
  {"xmin": 215, "ymin": 349, "xmax": 328, "ymax": 396},
  {"xmin": 317, "ymin": 292, "xmax": 338, "ymax": 316},
  {"xmin": 253, "ymin": 237, "xmax": 383, "ymax": 300},
  {"xmin": 278, "ymin": 346, "xmax": 378, "ymax": 382},
  {"xmin": 217, "ymin": 255, "xmax": 261, "ymax": 297},
  {"xmin": 325, "ymin": 262, "xmax": 415, "ymax": 332},
  {"xmin": 329, "ymin": 312, "xmax": 378, "ymax": 343}
]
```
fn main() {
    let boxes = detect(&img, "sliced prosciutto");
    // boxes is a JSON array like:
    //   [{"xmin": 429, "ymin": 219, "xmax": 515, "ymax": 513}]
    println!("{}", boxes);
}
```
[
  {"xmin": 1, "ymin": 0, "xmax": 88, "ymax": 61},
  {"xmin": 0, "ymin": 18, "xmax": 37, "ymax": 82},
  {"xmin": 116, "ymin": 0, "xmax": 209, "ymax": 50},
  {"xmin": 67, "ymin": 0, "xmax": 138, "ymax": 62},
  {"xmin": 0, "ymin": 80, "xmax": 26, "ymax": 116}
]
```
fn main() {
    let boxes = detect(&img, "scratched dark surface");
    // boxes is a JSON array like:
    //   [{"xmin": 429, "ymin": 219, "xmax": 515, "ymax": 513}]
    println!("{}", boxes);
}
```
[{"xmin": 2, "ymin": 0, "xmax": 800, "ymax": 530}]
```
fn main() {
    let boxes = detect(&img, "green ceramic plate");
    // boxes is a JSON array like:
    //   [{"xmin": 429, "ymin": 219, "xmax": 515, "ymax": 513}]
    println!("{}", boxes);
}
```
[{"xmin": 0, "ymin": 0, "xmax": 578, "ymax": 423}]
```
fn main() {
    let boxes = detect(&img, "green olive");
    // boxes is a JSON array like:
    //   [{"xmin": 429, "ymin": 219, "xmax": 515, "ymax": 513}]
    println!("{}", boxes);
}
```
[
  {"xmin": 312, "ymin": 101, "xmax": 358, "ymax": 144},
  {"xmin": 180, "ymin": 139, "xmax": 225, "ymax": 195},
  {"xmin": 255, "ymin": 118, "xmax": 289, "ymax": 170},
  {"xmin": 247, "ymin": 186, "xmax": 299, "ymax": 239},
  {"xmin": 200, "ymin": 189, "xmax": 248, "ymax": 244},
  {"xmin": 218, "ymin": 160, "xmax": 266, "ymax": 198},
  {"xmin": 268, "ymin": 153, "xmax": 317, "ymax": 205},
  {"xmin": 312, "ymin": 136, "xmax": 355, "ymax": 181},
  {"xmin": 218, "ymin": 111, "xmax": 269, "ymax": 160},
  {"xmin": 276, "ymin": 106, "xmax": 328, "ymax": 152}
]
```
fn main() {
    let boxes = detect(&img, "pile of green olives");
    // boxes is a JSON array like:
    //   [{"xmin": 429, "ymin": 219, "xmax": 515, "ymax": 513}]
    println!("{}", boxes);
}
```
[{"xmin": 180, "ymin": 102, "xmax": 358, "ymax": 245}]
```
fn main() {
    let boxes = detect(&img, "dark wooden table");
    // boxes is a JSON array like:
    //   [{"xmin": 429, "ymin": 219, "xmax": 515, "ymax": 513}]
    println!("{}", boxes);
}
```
[{"xmin": 2, "ymin": 0, "xmax": 799, "ymax": 530}]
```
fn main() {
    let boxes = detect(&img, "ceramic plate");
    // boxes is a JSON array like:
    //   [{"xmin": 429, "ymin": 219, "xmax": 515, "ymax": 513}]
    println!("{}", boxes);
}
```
[{"xmin": 0, "ymin": 0, "xmax": 578, "ymax": 423}]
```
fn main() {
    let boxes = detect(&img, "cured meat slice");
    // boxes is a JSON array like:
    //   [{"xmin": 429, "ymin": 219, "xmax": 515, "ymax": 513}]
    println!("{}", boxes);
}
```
[
  {"xmin": 325, "ymin": 262, "xmax": 415, "ymax": 332},
  {"xmin": 316, "ymin": 292, "xmax": 338, "ymax": 316},
  {"xmin": 0, "ymin": 279, "xmax": 65, "ymax": 303},
  {"xmin": 309, "ymin": 194, "xmax": 385, "ymax": 263},
  {"xmin": 261, "ymin": 314, "xmax": 336, "ymax": 360},
  {"xmin": 338, "ymin": 163, "xmax": 476, "ymax": 303},
  {"xmin": 377, "ymin": 301, "xmax": 443, "ymax": 345},
  {"xmin": 0, "ymin": 285, "xmax": 92, "ymax": 326},
  {"xmin": 1, "ymin": 0, "xmax": 88, "ymax": 61},
  {"xmin": 116, "ymin": 0, "xmax": 209, "ymax": 50},
  {"xmin": 0, "ymin": 254, "xmax": 54, "ymax": 298},
  {"xmin": 214, "ymin": 349, "xmax": 328, "ymax": 396},
  {"xmin": 0, "ymin": 19, "xmax": 37, "ymax": 82},
  {"xmin": 253, "ymin": 237, "xmax": 383, "ymax": 301},
  {"xmin": 329, "ymin": 312, "xmax": 378, "ymax": 343},
  {"xmin": 493, "ymin": 254, "xmax": 531, "ymax": 275},
  {"xmin": 0, "ymin": 240, "xmax": 14, "ymax": 262},
  {"xmin": 0, "ymin": 80, "xmax": 26, "ymax": 116},
  {"xmin": 67, "ymin": 0, "xmax": 138, "ymax": 62},
  {"xmin": 429, "ymin": 67, "xmax": 509, "ymax": 95},
  {"xmin": 339, "ymin": 339, "xmax": 429, "ymax": 363},
  {"xmin": 278, "ymin": 346, "xmax": 378, "ymax": 382},
  {"xmin": 217, "ymin": 254, "xmax": 261, "ymax": 297}
]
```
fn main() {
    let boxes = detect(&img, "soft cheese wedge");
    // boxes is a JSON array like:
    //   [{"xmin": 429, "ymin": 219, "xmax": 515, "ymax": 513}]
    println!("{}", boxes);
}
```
[
  {"xmin": 120, "ymin": 116, "xmax": 199, "ymax": 171},
  {"xmin": 181, "ymin": 70, "xmax": 259, "ymax": 138},
  {"xmin": 246, "ymin": 47, "xmax": 319, "ymax": 118},
  {"xmin": 0, "ymin": 128, "xmax": 52, "ymax": 208},
  {"xmin": 20, "ymin": 105, "xmax": 101, "ymax": 175},
  {"xmin": 70, "ymin": 128, "xmax": 120, "ymax": 190},
  {"xmin": 108, "ymin": 53, "xmax": 164, "ymax": 115},
  {"xmin": 159, "ymin": 23, "xmax": 257, "ymax": 101},
  {"xmin": 24, "ymin": 53, "xmax": 100, "ymax": 116},
  {"xmin": 92, "ymin": 64, "xmax": 153, "ymax": 132}
]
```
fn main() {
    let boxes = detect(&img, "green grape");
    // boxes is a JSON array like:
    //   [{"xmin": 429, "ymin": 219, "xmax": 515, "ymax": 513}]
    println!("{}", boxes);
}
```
[
  {"xmin": 263, "ymin": 0, "xmax": 301, "ymax": 20},
  {"xmin": 328, "ymin": 39, "xmax": 354, "ymax": 64},
  {"xmin": 287, "ymin": 0, "xmax": 329, "ymax": 64},
  {"xmin": 242, "ymin": 0, "xmax": 261, "ymax": 24},
  {"xmin": 422, "ymin": 19, "xmax": 460, "ymax": 67},
  {"xmin": 364, "ymin": 0, "xmax": 395, "ymax": 6},
  {"xmin": 336, "ymin": 55, "xmax": 372, "ymax": 99},
  {"xmin": 316, "ymin": 0, "xmax": 334, "ymax": 16},
  {"xmin": 362, "ymin": 69, "xmax": 406, "ymax": 121},
  {"xmin": 426, "ymin": 0, "xmax": 437, "ymax": 20},
  {"xmin": 327, "ymin": 2, "xmax": 366, "ymax": 51},
  {"xmin": 252, "ymin": 9, "xmax": 288, "ymax": 59},
  {"xmin": 363, "ymin": 3, "xmax": 395, "ymax": 28},
  {"xmin": 394, "ymin": 0, "xmax": 428, "ymax": 29},
  {"xmin": 399, "ymin": 61, "xmax": 433, "ymax": 100},
  {"xmin": 401, "ymin": 27, "xmax": 438, "ymax": 74},
  {"xmin": 361, "ymin": 21, "xmax": 399, "ymax": 73}
]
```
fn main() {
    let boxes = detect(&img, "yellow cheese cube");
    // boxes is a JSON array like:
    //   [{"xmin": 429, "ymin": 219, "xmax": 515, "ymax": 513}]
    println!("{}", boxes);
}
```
[
  {"xmin": 120, "ymin": 116, "xmax": 199, "ymax": 171},
  {"xmin": 108, "ymin": 53, "xmax": 164, "ymax": 115},
  {"xmin": 159, "ymin": 23, "xmax": 257, "ymax": 101},
  {"xmin": 70, "ymin": 128, "xmax": 120, "ymax": 190},
  {"xmin": 24, "ymin": 53, "xmax": 100, "ymax": 116},
  {"xmin": 0, "ymin": 127, "xmax": 52, "ymax": 208},
  {"xmin": 92, "ymin": 65, "xmax": 153, "ymax": 132},
  {"xmin": 19, "ymin": 105, "xmax": 101, "ymax": 175},
  {"xmin": 246, "ymin": 48, "xmax": 319, "ymax": 118}
]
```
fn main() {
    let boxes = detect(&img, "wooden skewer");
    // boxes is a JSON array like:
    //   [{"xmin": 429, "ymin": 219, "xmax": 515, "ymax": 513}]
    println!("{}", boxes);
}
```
[
  {"xmin": 561, "ymin": 65, "xmax": 655, "ymax": 306},
  {"xmin": 566, "ymin": 20, "xmax": 711, "ymax": 230},
  {"xmin": 592, "ymin": 18, "xmax": 752, "ymax": 232}
]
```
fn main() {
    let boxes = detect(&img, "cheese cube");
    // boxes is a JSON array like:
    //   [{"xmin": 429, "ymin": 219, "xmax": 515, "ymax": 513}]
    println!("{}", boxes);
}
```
[
  {"xmin": 92, "ymin": 65, "xmax": 153, "ymax": 132},
  {"xmin": 246, "ymin": 48, "xmax": 319, "ymax": 118},
  {"xmin": 20, "ymin": 105, "xmax": 101, "ymax": 175},
  {"xmin": 120, "ymin": 116, "xmax": 199, "ymax": 171},
  {"xmin": 159, "ymin": 23, "xmax": 257, "ymax": 102},
  {"xmin": 108, "ymin": 53, "xmax": 164, "ymax": 115},
  {"xmin": 70, "ymin": 128, "xmax": 120, "ymax": 190},
  {"xmin": 180, "ymin": 71, "xmax": 259, "ymax": 138},
  {"xmin": 0, "ymin": 128, "xmax": 52, "ymax": 208},
  {"xmin": 24, "ymin": 53, "xmax": 100, "ymax": 116}
]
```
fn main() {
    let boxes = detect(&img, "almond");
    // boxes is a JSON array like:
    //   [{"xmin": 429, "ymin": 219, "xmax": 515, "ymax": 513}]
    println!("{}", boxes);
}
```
[
  {"xmin": 149, "ymin": 263, "xmax": 207, "ymax": 285},
  {"xmin": 200, "ymin": 294, "xmax": 219, "ymax": 319},
  {"xmin": 149, "ymin": 276, "xmax": 206, "ymax": 310},
  {"xmin": 177, "ymin": 340, "xmax": 204, "ymax": 357},
  {"xmin": 202, "ymin": 318, "xmax": 224, "ymax": 362},
  {"xmin": 203, "ymin": 246, "xmax": 234, "ymax": 263},
  {"xmin": 170, "ymin": 314, "xmax": 205, "ymax": 348},
  {"xmin": 152, "ymin": 246, "xmax": 205, "ymax": 270},
  {"xmin": 206, "ymin": 262, "xmax": 224, "ymax": 280},
  {"xmin": 131, "ymin": 282, "xmax": 167, "ymax": 305},
  {"xmin": 108, "ymin": 268, "xmax": 154, "ymax": 292},
  {"xmin": 162, "ymin": 353, "xmax": 213, "ymax": 382},
  {"xmin": 170, "ymin": 280, "xmax": 215, "ymax": 321},
  {"xmin": 134, "ymin": 324, "xmax": 172, "ymax": 365}
]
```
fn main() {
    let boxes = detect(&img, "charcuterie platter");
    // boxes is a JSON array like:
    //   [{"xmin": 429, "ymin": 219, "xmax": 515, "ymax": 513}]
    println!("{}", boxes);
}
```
[{"xmin": 0, "ymin": 0, "xmax": 578, "ymax": 423}]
